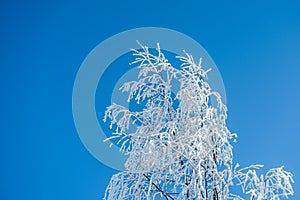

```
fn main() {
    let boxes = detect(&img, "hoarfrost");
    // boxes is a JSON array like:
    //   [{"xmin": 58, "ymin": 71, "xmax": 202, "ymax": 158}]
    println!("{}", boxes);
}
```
[{"xmin": 103, "ymin": 43, "xmax": 294, "ymax": 200}]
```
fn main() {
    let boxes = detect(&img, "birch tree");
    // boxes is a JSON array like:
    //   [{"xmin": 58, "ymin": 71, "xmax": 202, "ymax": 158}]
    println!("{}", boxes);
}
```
[{"xmin": 103, "ymin": 43, "xmax": 294, "ymax": 200}]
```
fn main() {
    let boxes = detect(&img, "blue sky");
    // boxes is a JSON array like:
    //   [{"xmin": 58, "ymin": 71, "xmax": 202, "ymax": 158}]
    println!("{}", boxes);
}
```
[{"xmin": 0, "ymin": 0, "xmax": 299, "ymax": 199}]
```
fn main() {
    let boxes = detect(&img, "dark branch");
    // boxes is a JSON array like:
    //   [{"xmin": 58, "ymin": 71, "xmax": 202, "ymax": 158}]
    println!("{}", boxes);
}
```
[{"xmin": 143, "ymin": 173, "xmax": 175, "ymax": 200}]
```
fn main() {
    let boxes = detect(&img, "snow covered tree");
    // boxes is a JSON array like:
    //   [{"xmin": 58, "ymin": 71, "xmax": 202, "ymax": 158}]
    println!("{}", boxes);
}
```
[{"xmin": 103, "ymin": 42, "xmax": 294, "ymax": 200}]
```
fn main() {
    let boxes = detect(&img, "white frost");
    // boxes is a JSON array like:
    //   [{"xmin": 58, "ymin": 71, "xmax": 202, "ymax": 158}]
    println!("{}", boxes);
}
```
[{"xmin": 103, "ymin": 43, "xmax": 294, "ymax": 200}]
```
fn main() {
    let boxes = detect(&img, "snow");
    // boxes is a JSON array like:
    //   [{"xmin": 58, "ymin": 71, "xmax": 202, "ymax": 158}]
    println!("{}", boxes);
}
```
[{"xmin": 103, "ymin": 42, "xmax": 294, "ymax": 200}]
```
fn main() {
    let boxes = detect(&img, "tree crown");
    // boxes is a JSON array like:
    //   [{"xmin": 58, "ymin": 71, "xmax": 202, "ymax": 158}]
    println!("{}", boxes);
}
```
[{"xmin": 103, "ymin": 43, "xmax": 294, "ymax": 200}]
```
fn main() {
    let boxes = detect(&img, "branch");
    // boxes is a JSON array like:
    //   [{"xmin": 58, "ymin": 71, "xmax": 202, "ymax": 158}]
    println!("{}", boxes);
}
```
[{"xmin": 143, "ymin": 173, "xmax": 175, "ymax": 200}]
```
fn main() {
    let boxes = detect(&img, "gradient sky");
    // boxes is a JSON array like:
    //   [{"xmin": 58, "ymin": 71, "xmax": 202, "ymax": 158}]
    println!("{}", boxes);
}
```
[{"xmin": 1, "ymin": 0, "xmax": 299, "ymax": 199}]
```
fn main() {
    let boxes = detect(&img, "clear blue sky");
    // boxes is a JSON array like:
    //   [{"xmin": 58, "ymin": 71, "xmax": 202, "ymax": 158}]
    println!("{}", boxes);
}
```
[{"xmin": 0, "ymin": 0, "xmax": 299, "ymax": 199}]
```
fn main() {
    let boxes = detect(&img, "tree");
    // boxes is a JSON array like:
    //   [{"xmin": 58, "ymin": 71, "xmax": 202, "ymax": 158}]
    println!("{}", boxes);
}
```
[{"xmin": 103, "ymin": 42, "xmax": 294, "ymax": 200}]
